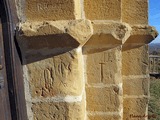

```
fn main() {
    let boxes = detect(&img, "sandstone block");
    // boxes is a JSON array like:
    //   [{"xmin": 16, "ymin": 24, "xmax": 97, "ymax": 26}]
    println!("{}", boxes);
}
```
[
  {"xmin": 25, "ymin": 0, "xmax": 81, "ymax": 21},
  {"xmin": 86, "ymin": 86, "xmax": 122, "ymax": 112},
  {"xmin": 32, "ymin": 102, "xmax": 84, "ymax": 120},
  {"xmin": 88, "ymin": 115, "xmax": 121, "ymax": 120},
  {"xmin": 123, "ymin": 98, "xmax": 148, "ymax": 120},
  {"xmin": 123, "ymin": 78, "xmax": 149, "ymax": 95},
  {"xmin": 84, "ymin": 0, "xmax": 121, "ymax": 20},
  {"xmin": 27, "ymin": 50, "xmax": 83, "ymax": 97},
  {"xmin": 17, "ymin": 20, "xmax": 92, "ymax": 63},
  {"xmin": 86, "ymin": 47, "xmax": 122, "ymax": 84},
  {"xmin": 122, "ymin": 0, "xmax": 148, "ymax": 25},
  {"xmin": 123, "ymin": 26, "xmax": 158, "ymax": 49},
  {"xmin": 122, "ymin": 45, "xmax": 149, "ymax": 75},
  {"xmin": 83, "ymin": 21, "xmax": 131, "ymax": 54}
]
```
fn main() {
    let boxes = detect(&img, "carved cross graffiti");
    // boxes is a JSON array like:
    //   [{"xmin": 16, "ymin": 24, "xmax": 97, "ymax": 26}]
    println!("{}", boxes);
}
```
[
  {"xmin": 99, "ymin": 53, "xmax": 106, "ymax": 83},
  {"xmin": 99, "ymin": 62, "xmax": 105, "ymax": 83}
]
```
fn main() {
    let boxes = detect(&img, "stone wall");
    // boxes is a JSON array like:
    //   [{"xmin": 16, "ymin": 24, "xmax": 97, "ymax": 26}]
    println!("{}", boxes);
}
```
[{"xmin": 15, "ymin": 0, "xmax": 158, "ymax": 120}]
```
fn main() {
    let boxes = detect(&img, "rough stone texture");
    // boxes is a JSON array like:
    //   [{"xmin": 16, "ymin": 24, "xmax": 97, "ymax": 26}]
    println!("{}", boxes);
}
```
[
  {"xmin": 123, "ymin": 98, "xmax": 148, "ymax": 120},
  {"xmin": 122, "ymin": 0, "xmax": 148, "ymax": 25},
  {"xmin": 13, "ymin": 0, "xmax": 159, "ymax": 120},
  {"xmin": 88, "ymin": 115, "xmax": 121, "ymax": 120},
  {"xmin": 18, "ymin": 20, "xmax": 92, "ymax": 45},
  {"xmin": 17, "ymin": 20, "xmax": 92, "ymax": 63},
  {"xmin": 25, "ymin": 0, "xmax": 81, "ymax": 21},
  {"xmin": 27, "ymin": 50, "xmax": 83, "ymax": 97},
  {"xmin": 86, "ymin": 86, "xmax": 122, "ymax": 112},
  {"xmin": 32, "ymin": 102, "xmax": 84, "ymax": 120},
  {"xmin": 123, "ymin": 26, "xmax": 158, "ymax": 49},
  {"xmin": 84, "ymin": 0, "xmax": 121, "ymax": 20},
  {"xmin": 123, "ymin": 78, "xmax": 149, "ymax": 95},
  {"xmin": 122, "ymin": 45, "xmax": 149, "ymax": 75},
  {"xmin": 122, "ymin": 44, "xmax": 150, "ymax": 120},
  {"xmin": 86, "ymin": 47, "xmax": 122, "ymax": 84},
  {"xmin": 83, "ymin": 21, "xmax": 131, "ymax": 54}
]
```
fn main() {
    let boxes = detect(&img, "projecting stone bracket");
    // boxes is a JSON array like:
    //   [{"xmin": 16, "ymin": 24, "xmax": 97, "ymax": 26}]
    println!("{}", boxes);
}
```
[
  {"xmin": 123, "ymin": 25, "xmax": 158, "ymax": 50},
  {"xmin": 16, "ymin": 20, "xmax": 92, "ymax": 64},
  {"xmin": 82, "ymin": 21, "xmax": 132, "ymax": 54},
  {"xmin": 16, "ymin": 20, "xmax": 158, "ymax": 63}
]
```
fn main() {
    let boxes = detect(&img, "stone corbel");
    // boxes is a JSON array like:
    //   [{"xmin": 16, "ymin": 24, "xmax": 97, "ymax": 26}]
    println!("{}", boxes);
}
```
[
  {"xmin": 16, "ymin": 20, "xmax": 92, "ymax": 64},
  {"xmin": 82, "ymin": 21, "xmax": 132, "ymax": 54},
  {"xmin": 122, "ymin": 25, "xmax": 158, "ymax": 50},
  {"xmin": 16, "ymin": 20, "xmax": 158, "ymax": 64}
]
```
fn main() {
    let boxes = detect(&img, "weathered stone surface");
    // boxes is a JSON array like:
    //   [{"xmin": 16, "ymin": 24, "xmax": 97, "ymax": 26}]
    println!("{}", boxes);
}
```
[
  {"xmin": 86, "ymin": 47, "xmax": 122, "ymax": 84},
  {"xmin": 122, "ymin": 45, "xmax": 149, "ymax": 75},
  {"xmin": 66, "ymin": 20, "xmax": 93, "ymax": 46},
  {"xmin": 27, "ymin": 50, "xmax": 83, "ymax": 97},
  {"xmin": 123, "ymin": 26, "xmax": 158, "ymax": 49},
  {"xmin": 84, "ymin": 0, "xmax": 121, "ymax": 20},
  {"xmin": 88, "ymin": 115, "xmax": 121, "ymax": 120},
  {"xmin": 122, "ymin": 0, "xmax": 148, "ymax": 25},
  {"xmin": 24, "ymin": 0, "xmax": 81, "ymax": 21},
  {"xmin": 14, "ymin": 0, "xmax": 159, "ymax": 119},
  {"xmin": 18, "ymin": 20, "xmax": 92, "ymax": 44},
  {"xmin": 86, "ymin": 86, "xmax": 122, "ymax": 112},
  {"xmin": 123, "ymin": 78, "xmax": 149, "ymax": 95},
  {"xmin": 17, "ymin": 20, "xmax": 92, "ymax": 63},
  {"xmin": 123, "ymin": 98, "xmax": 148, "ymax": 120},
  {"xmin": 32, "ymin": 102, "xmax": 84, "ymax": 120},
  {"xmin": 83, "ymin": 21, "xmax": 131, "ymax": 54}
]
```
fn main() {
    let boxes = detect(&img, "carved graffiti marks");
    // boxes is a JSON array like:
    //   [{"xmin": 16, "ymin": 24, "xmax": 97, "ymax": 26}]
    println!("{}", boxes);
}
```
[
  {"xmin": 86, "ymin": 47, "xmax": 122, "ymax": 84},
  {"xmin": 99, "ymin": 53, "xmax": 106, "ymax": 83},
  {"xmin": 53, "ymin": 60, "xmax": 72, "ymax": 88},
  {"xmin": 25, "ymin": 0, "xmax": 76, "ymax": 21},
  {"xmin": 99, "ymin": 62, "xmax": 105, "ymax": 83},
  {"xmin": 37, "ymin": 1, "xmax": 68, "ymax": 12},
  {"xmin": 44, "ymin": 68, "xmax": 54, "ymax": 89},
  {"xmin": 28, "ymin": 50, "xmax": 83, "ymax": 97}
]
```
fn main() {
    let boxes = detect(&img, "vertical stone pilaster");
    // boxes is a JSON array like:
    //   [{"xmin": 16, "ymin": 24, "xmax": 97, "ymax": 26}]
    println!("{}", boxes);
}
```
[
  {"xmin": 82, "ymin": 21, "xmax": 131, "ymax": 120},
  {"xmin": 121, "ymin": 2, "xmax": 158, "ymax": 118},
  {"xmin": 122, "ymin": 45, "xmax": 150, "ymax": 120},
  {"xmin": 122, "ymin": 25, "xmax": 157, "ymax": 120}
]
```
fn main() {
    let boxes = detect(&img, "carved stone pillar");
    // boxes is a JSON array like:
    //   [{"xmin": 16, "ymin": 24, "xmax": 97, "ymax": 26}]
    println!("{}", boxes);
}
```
[{"xmin": 121, "ymin": 0, "xmax": 158, "ymax": 119}]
